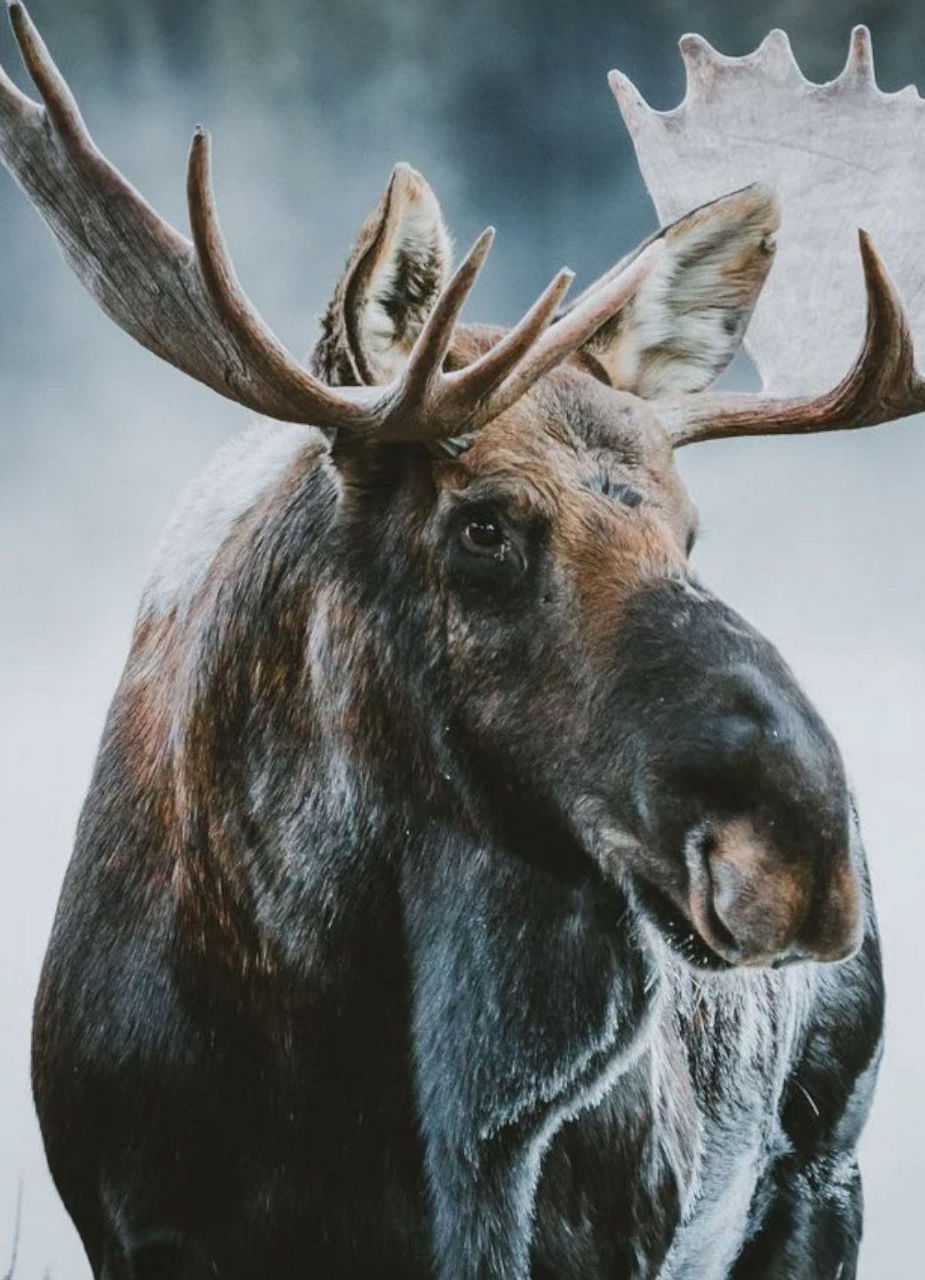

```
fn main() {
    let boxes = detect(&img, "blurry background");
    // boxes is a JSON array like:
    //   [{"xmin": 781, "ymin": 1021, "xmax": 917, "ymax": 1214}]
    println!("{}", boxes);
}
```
[{"xmin": 0, "ymin": 0, "xmax": 922, "ymax": 1274}]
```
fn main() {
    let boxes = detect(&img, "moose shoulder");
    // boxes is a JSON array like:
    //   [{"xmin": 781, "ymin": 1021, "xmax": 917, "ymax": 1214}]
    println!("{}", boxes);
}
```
[{"xmin": 4, "ymin": 5, "xmax": 896, "ymax": 1278}]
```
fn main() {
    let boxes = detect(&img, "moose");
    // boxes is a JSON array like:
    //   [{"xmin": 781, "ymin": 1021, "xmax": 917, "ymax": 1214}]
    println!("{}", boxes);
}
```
[{"xmin": 5, "ymin": 4, "xmax": 914, "ymax": 1277}]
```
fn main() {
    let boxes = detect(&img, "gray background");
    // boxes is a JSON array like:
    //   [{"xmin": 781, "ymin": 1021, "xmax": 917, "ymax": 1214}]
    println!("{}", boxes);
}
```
[{"xmin": 0, "ymin": 0, "xmax": 922, "ymax": 1274}]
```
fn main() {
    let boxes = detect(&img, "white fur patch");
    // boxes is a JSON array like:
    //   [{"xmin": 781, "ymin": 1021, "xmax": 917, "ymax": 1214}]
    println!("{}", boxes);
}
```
[
  {"xmin": 141, "ymin": 420, "xmax": 321, "ymax": 619},
  {"xmin": 647, "ymin": 944, "xmax": 817, "ymax": 1280}
]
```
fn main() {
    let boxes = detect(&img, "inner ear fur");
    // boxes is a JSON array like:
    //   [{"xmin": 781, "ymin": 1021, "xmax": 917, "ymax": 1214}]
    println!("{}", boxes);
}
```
[
  {"xmin": 583, "ymin": 185, "xmax": 780, "ymax": 398},
  {"xmin": 312, "ymin": 164, "xmax": 453, "ymax": 388}
]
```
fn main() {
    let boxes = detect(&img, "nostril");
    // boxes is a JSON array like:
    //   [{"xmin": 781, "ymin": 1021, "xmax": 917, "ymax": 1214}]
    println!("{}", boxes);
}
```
[
  {"xmin": 702, "ymin": 878, "xmax": 743, "ymax": 957},
  {"xmin": 684, "ymin": 826, "xmax": 749, "ymax": 961},
  {"xmin": 686, "ymin": 818, "xmax": 812, "ymax": 966},
  {"xmin": 709, "ymin": 856, "xmax": 750, "ymax": 945}
]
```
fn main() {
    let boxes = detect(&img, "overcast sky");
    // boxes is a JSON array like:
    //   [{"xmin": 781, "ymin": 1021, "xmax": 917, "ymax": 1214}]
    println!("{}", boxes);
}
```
[{"xmin": 0, "ymin": 0, "xmax": 922, "ymax": 1274}]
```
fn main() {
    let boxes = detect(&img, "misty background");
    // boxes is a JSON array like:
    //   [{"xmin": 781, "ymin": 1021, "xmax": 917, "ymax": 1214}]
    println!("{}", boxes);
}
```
[{"xmin": 0, "ymin": 0, "xmax": 922, "ymax": 1274}]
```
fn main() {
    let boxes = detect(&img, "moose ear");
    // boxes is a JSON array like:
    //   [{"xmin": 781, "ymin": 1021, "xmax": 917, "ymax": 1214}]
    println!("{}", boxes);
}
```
[
  {"xmin": 312, "ymin": 163, "xmax": 453, "ymax": 387},
  {"xmin": 583, "ymin": 186, "xmax": 779, "ymax": 398}
]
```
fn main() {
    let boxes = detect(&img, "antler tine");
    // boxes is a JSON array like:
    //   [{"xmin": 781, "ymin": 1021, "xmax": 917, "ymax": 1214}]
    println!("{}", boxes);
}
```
[
  {"xmin": 470, "ymin": 238, "xmax": 665, "ymax": 428},
  {"xmin": 612, "ymin": 23, "xmax": 925, "ymax": 445},
  {"xmin": 0, "ymin": 0, "xmax": 184, "ymax": 271},
  {"xmin": 840, "ymin": 25, "xmax": 876, "ymax": 88},
  {"xmin": 437, "ymin": 264, "xmax": 574, "ymax": 408},
  {"xmin": 0, "ymin": 6, "xmax": 40, "ymax": 117},
  {"xmin": 9, "ymin": 1, "xmax": 84, "ymax": 143},
  {"xmin": 378, "ymin": 241, "xmax": 661, "ymax": 442},
  {"xmin": 336, "ymin": 245, "xmax": 576, "ymax": 444},
  {"xmin": 0, "ymin": 1, "xmax": 332, "ymax": 421},
  {"xmin": 186, "ymin": 128, "xmax": 375, "ymax": 430},
  {"xmin": 669, "ymin": 231, "xmax": 925, "ymax": 446},
  {"xmin": 397, "ymin": 228, "xmax": 497, "ymax": 406}
]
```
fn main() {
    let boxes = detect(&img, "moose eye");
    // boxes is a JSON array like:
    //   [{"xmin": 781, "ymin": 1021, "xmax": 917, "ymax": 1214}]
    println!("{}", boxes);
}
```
[
  {"xmin": 447, "ymin": 502, "xmax": 529, "ymax": 592},
  {"xmin": 460, "ymin": 512, "xmax": 506, "ymax": 557}
]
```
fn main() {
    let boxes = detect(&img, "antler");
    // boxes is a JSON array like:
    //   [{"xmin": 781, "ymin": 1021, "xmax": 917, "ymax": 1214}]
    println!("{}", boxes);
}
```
[
  {"xmin": 611, "ymin": 27, "xmax": 925, "ymax": 445},
  {"xmin": 0, "ymin": 2, "xmax": 660, "ymax": 445}
]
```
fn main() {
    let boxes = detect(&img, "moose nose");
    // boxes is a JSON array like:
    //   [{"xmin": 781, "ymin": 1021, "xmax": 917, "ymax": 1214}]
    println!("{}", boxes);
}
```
[
  {"xmin": 613, "ymin": 582, "xmax": 864, "ymax": 968},
  {"xmin": 664, "ymin": 669, "xmax": 863, "ymax": 965},
  {"xmin": 686, "ymin": 817, "xmax": 863, "ymax": 966}
]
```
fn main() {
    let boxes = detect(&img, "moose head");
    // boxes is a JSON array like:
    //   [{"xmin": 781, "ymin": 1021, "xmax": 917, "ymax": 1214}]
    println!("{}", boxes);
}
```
[{"xmin": 2, "ymin": 5, "xmax": 920, "ymax": 973}]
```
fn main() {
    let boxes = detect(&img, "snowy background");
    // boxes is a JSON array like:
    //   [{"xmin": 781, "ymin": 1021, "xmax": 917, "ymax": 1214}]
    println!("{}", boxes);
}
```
[{"xmin": 0, "ymin": 0, "xmax": 922, "ymax": 1273}]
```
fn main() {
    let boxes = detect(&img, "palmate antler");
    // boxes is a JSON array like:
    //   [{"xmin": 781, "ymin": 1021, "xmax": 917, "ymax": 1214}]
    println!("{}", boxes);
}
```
[
  {"xmin": 0, "ymin": 3, "xmax": 662, "ymax": 446},
  {"xmin": 611, "ymin": 27, "xmax": 925, "ymax": 445}
]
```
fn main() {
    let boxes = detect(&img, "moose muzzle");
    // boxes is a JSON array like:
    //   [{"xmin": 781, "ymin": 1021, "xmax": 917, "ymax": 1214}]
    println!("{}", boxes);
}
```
[{"xmin": 612, "ymin": 578, "xmax": 864, "ymax": 968}]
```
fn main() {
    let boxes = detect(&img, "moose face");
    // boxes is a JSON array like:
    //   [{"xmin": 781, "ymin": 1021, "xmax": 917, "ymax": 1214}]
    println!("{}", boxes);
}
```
[
  {"xmin": 0, "ymin": 4, "xmax": 879, "ymax": 973},
  {"xmin": 413, "ymin": 370, "xmax": 860, "ymax": 971},
  {"xmin": 314, "ymin": 176, "xmax": 863, "ymax": 972}
]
